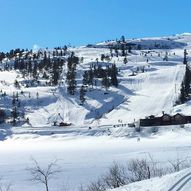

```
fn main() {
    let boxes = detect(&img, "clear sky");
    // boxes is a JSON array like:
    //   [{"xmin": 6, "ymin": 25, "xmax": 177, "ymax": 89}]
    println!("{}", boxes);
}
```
[{"xmin": 0, "ymin": 0, "xmax": 191, "ymax": 51}]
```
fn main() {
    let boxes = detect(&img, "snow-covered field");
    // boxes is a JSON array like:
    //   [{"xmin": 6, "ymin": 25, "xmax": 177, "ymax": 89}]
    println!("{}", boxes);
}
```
[
  {"xmin": 1, "ymin": 125, "xmax": 191, "ymax": 190},
  {"xmin": 1, "ymin": 33, "xmax": 191, "ymax": 190}
]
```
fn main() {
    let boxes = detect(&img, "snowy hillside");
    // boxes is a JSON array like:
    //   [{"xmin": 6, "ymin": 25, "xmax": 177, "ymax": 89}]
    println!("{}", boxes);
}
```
[
  {"xmin": 0, "ymin": 33, "xmax": 191, "ymax": 191},
  {"xmin": 0, "ymin": 33, "xmax": 190, "ymax": 128}
]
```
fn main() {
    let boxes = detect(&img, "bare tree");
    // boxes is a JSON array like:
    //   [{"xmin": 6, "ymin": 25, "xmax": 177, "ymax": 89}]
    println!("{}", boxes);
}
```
[
  {"xmin": 146, "ymin": 153, "xmax": 164, "ymax": 177},
  {"xmin": 86, "ymin": 179, "xmax": 106, "ymax": 191},
  {"xmin": 168, "ymin": 154, "xmax": 189, "ymax": 172},
  {"xmin": 128, "ymin": 159, "xmax": 151, "ymax": 182},
  {"xmin": 62, "ymin": 183, "xmax": 71, "ymax": 191},
  {"xmin": 103, "ymin": 162, "xmax": 129, "ymax": 188},
  {"xmin": 85, "ymin": 162, "xmax": 129, "ymax": 191},
  {"xmin": 0, "ymin": 178, "xmax": 11, "ymax": 191},
  {"xmin": 27, "ymin": 159, "xmax": 60, "ymax": 191},
  {"xmin": 83, "ymin": 155, "xmax": 191, "ymax": 191}
]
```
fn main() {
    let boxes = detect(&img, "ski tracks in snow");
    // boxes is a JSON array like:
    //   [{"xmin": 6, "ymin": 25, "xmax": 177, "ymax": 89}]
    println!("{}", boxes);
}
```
[{"xmin": 168, "ymin": 172, "xmax": 191, "ymax": 191}]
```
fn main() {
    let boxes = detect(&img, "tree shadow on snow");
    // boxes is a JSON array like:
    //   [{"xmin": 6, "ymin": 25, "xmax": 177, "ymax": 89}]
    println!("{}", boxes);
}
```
[{"xmin": 85, "ymin": 90, "xmax": 125, "ymax": 120}]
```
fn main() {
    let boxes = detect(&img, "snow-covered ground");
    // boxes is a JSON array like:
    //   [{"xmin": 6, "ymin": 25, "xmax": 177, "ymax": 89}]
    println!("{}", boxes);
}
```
[
  {"xmin": 0, "ymin": 125, "xmax": 191, "ymax": 190},
  {"xmin": 1, "ymin": 33, "xmax": 191, "ymax": 190},
  {"xmin": 108, "ymin": 168, "xmax": 191, "ymax": 191}
]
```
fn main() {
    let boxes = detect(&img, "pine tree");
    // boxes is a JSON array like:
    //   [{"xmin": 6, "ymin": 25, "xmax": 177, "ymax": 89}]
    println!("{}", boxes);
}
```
[
  {"xmin": 121, "ymin": 44, "xmax": 126, "ymax": 57},
  {"xmin": 121, "ymin": 35, "xmax": 125, "ymax": 43},
  {"xmin": 87, "ymin": 68, "xmax": 94, "ymax": 88},
  {"xmin": 184, "ymin": 66, "xmax": 191, "ymax": 97},
  {"xmin": 33, "ymin": 62, "xmax": 38, "ymax": 79},
  {"xmin": 183, "ymin": 49, "xmax": 188, "ymax": 65},
  {"xmin": 79, "ymin": 85, "xmax": 86, "ymax": 104},
  {"xmin": 123, "ymin": 57, "xmax": 128, "ymax": 64},
  {"xmin": 12, "ymin": 106, "xmax": 18, "ymax": 125},
  {"xmin": 102, "ymin": 74, "xmax": 110, "ymax": 91},
  {"xmin": 42, "ymin": 71, "xmax": 49, "ymax": 79},
  {"xmin": 82, "ymin": 71, "xmax": 89, "ymax": 86},
  {"xmin": 51, "ymin": 61, "xmax": 60, "ymax": 86},
  {"xmin": 14, "ymin": 80, "xmax": 20, "ymax": 88},
  {"xmin": 179, "ymin": 66, "xmax": 191, "ymax": 103},
  {"xmin": 66, "ymin": 55, "xmax": 78, "ymax": 95},
  {"xmin": 101, "ymin": 54, "xmax": 105, "ymax": 61},
  {"xmin": 115, "ymin": 48, "xmax": 119, "ymax": 57},
  {"xmin": 110, "ymin": 64, "xmax": 118, "ymax": 87},
  {"xmin": 66, "ymin": 70, "xmax": 76, "ymax": 95},
  {"xmin": 180, "ymin": 82, "xmax": 187, "ymax": 103}
]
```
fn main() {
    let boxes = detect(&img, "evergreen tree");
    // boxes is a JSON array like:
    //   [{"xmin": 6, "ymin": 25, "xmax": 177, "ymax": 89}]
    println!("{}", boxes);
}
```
[
  {"xmin": 102, "ymin": 74, "xmax": 110, "ymax": 91},
  {"xmin": 87, "ymin": 68, "xmax": 94, "ymax": 88},
  {"xmin": 120, "ymin": 35, "xmax": 125, "ymax": 43},
  {"xmin": 51, "ymin": 61, "xmax": 60, "ymax": 86},
  {"xmin": 97, "ymin": 65, "xmax": 105, "ymax": 78},
  {"xmin": 179, "ymin": 66, "xmax": 191, "ymax": 103},
  {"xmin": 184, "ymin": 66, "xmax": 191, "ymax": 96},
  {"xmin": 42, "ymin": 71, "xmax": 49, "ymax": 79},
  {"xmin": 101, "ymin": 54, "xmax": 105, "ymax": 61},
  {"xmin": 12, "ymin": 106, "xmax": 18, "ymax": 125},
  {"xmin": 115, "ymin": 48, "xmax": 119, "ymax": 57},
  {"xmin": 121, "ymin": 44, "xmax": 126, "ymax": 57},
  {"xmin": 110, "ymin": 64, "xmax": 118, "ymax": 87},
  {"xmin": 33, "ymin": 62, "xmax": 38, "ymax": 79},
  {"xmin": 14, "ymin": 80, "xmax": 20, "ymax": 88},
  {"xmin": 66, "ymin": 55, "xmax": 78, "ymax": 95},
  {"xmin": 67, "ymin": 70, "xmax": 76, "ymax": 95},
  {"xmin": 28, "ymin": 60, "xmax": 32, "ymax": 75},
  {"xmin": 79, "ymin": 85, "xmax": 86, "ymax": 104},
  {"xmin": 180, "ymin": 82, "xmax": 187, "ymax": 103},
  {"xmin": 123, "ymin": 57, "xmax": 128, "ymax": 64},
  {"xmin": 82, "ymin": 71, "xmax": 89, "ymax": 86},
  {"xmin": 183, "ymin": 49, "xmax": 188, "ymax": 65}
]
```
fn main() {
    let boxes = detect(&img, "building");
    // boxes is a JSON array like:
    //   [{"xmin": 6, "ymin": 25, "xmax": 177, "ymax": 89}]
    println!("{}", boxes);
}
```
[{"xmin": 140, "ymin": 113, "xmax": 191, "ymax": 127}]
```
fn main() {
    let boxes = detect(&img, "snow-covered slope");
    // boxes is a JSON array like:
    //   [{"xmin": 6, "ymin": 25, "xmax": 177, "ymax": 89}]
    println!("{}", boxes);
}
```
[
  {"xmin": 1, "ymin": 33, "xmax": 191, "ymax": 191},
  {"xmin": 0, "ymin": 33, "xmax": 191, "ymax": 128},
  {"xmin": 108, "ymin": 168, "xmax": 191, "ymax": 191}
]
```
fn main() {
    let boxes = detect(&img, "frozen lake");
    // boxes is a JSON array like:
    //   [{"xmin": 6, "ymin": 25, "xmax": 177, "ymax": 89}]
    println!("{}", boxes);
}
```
[{"xmin": 1, "ymin": 127, "xmax": 191, "ymax": 191}]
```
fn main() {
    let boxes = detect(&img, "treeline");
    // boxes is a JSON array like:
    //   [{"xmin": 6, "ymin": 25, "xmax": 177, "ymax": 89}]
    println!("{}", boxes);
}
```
[{"xmin": 0, "ymin": 46, "xmax": 69, "ymax": 62}]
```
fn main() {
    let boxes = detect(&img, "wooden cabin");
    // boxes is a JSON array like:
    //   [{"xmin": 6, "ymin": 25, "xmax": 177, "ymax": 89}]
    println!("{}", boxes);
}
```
[
  {"xmin": 140, "ymin": 113, "xmax": 191, "ymax": 127},
  {"xmin": 140, "ymin": 115, "xmax": 161, "ymax": 126},
  {"xmin": 161, "ymin": 114, "xmax": 171, "ymax": 125},
  {"xmin": 173, "ymin": 113, "xmax": 187, "ymax": 124}
]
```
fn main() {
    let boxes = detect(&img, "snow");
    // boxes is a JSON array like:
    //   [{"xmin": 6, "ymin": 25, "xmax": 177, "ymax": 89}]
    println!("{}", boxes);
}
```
[
  {"xmin": 1, "ymin": 33, "xmax": 191, "ymax": 190},
  {"xmin": 0, "ymin": 40, "xmax": 187, "ymax": 127},
  {"xmin": 0, "ymin": 126, "xmax": 191, "ymax": 190},
  {"xmin": 108, "ymin": 168, "xmax": 191, "ymax": 191}
]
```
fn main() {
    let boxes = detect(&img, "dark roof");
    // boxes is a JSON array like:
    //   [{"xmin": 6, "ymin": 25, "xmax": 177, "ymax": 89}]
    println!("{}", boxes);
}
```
[
  {"xmin": 162, "ymin": 113, "xmax": 172, "ymax": 117},
  {"xmin": 174, "ymin": 113, "xmax": 185, "ymax": 117}
]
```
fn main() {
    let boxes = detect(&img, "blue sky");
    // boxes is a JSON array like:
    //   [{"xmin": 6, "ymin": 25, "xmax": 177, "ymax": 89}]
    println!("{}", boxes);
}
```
[{"xmin": 0, "ymin": 0, "xmax": 191, "ymax": 51}]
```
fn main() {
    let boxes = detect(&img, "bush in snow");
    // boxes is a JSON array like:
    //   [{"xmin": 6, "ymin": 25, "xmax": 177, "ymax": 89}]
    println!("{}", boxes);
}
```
[{"xmin": 83, "ymin": 158, "xmax": 166, "ymax": 191}]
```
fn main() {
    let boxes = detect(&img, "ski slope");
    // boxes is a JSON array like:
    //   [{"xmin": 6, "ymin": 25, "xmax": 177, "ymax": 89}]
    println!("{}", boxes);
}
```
[
  {"xmin": 0, "ymin": 33, "xmax": 190, "ymax": 127},
  {"xmin": 0, "ymin": 33, "xmax": 191, "ymax": 191}
]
